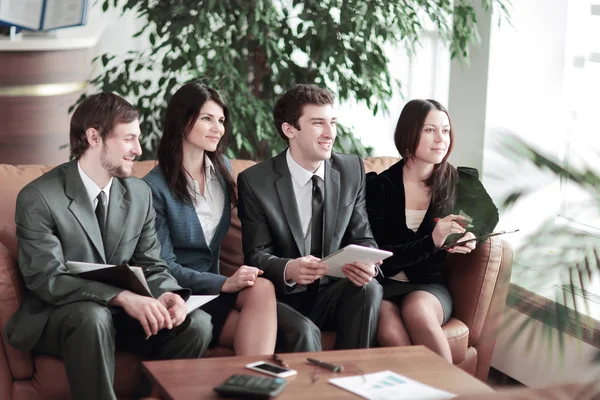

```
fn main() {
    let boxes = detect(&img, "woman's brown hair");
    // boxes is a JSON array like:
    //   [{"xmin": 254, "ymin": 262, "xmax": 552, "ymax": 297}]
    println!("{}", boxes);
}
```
[
  {"xmin": 394, "ymin": 99, "xmax": 458, "ymax": 214},
  {"xmin": 157, "ymin": 82, "xmax": 236, "ymax": 207}
]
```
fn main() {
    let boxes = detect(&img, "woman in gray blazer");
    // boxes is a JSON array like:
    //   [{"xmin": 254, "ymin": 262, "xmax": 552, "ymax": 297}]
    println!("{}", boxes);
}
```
[{"xmin": 144, "ymin": 83, "xmax": 277, "ymax": 355}]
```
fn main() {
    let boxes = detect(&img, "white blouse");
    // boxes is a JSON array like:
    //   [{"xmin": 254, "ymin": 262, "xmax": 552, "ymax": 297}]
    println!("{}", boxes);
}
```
[
  {"xmin": 390, "ymin": 209, "xmax": 427, "ymax": 282},
  {"xmin": 187, "ymin": 156, "xmax": 224, "ymax": 245}
]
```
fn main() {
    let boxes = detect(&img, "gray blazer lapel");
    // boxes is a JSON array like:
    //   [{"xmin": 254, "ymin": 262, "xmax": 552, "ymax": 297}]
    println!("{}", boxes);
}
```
[
  {"xmin": 104, "ymin": 179, "xmax": 130, "ymax": 262},
  {"xmin": 65, "ymin": 161, "xmax": 106, "ymax": 263},
  {"xmin": 274, "ymin": 152, "xmax": 305, "ymax": 256},
  {"xmin": 323, "ymin": 159, "xmax": 340, "ymax": 256}
]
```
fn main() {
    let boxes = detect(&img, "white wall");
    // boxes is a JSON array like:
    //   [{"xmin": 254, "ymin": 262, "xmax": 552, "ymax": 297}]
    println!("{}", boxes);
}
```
[
  {"xmin": 339, "ymin": 33, "xmax": 450, "ymax": 157},
  {"xmin": 87, "ymin": 3, "xmax": 146, "ymax": 83}
]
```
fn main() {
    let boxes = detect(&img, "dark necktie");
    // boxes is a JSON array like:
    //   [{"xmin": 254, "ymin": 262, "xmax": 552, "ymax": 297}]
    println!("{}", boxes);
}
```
[
  {"xmin": 310, "ymin": 175, "xmax": 324, "ymax": 258},
  {"xmin": 95, "ymin": 191, "xmax": 107, "ymax": 240},
  {"xmin": 306, "ymin": 175, "xmax": 324, "ymax": 311}
]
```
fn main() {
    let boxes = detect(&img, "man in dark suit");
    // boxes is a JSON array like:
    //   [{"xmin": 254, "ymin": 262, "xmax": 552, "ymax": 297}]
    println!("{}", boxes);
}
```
[
  {"xmin": 4, "ymin": 93, "xmax": 212, "ymax": 400},
  {"xmin": 238, "ymin": 84, "xmax": 383, "ymax": 351}
]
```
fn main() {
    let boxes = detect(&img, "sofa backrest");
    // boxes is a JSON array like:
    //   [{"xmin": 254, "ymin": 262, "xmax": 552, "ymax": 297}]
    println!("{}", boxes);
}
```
[{"xmin": 0, "ymin": 156, "xmax": 398, "ymax": 269}]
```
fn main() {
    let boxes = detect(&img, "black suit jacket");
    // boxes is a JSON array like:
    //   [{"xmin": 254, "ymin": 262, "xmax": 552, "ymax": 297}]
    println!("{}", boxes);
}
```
[
  {"xmin": 366, "ymin": 159, "xmax": 499, "ymax": 284},
  {"xmin": 237, "ymin": 150, "xmax": 377, "ymax": 300}
]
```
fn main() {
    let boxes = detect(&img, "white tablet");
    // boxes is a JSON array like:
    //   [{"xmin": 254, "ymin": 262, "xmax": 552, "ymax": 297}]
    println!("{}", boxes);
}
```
[{"xmin": 321, "ymin": 245, "xmax": 393, "ymax": 278}]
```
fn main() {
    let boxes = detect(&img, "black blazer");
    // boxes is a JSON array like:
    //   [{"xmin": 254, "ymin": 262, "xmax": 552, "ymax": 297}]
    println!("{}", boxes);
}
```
[
  {"xmin": 366, "ymin": 160, "xmax": 499, "ymax": 284},
  {"xmin": 237, "ymin": 150, "xmax": 377, "ymax": 299}
]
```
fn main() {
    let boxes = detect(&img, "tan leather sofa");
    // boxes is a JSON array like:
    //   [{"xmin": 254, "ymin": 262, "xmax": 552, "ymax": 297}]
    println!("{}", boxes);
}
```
[{"xmin": 0, "ymin": 158, "xmax": 513, "ymax": 399}]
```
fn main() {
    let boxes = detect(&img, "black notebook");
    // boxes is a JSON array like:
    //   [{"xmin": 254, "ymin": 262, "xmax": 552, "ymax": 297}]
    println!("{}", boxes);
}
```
[{"xmin": 66, "ymin": 261, "xmax": 153, "ymax": 297}]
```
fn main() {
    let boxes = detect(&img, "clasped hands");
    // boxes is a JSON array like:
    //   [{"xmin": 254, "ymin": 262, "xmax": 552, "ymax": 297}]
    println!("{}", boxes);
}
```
[
  {"xmin": 285, "ymin": 255, "xmax": 378, "ymax": 287},
  {"xmin": 109, "ymin": 290, "xmax": 186, "ymax": 339},
  {"xmin": 432, "ymin": 214, "xmax": 476, "ymax": 254}
]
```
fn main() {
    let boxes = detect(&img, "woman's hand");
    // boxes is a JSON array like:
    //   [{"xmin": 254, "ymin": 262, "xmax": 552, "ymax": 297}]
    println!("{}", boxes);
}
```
[
  {"xmin": 446, "ymin": 231, "xmax": 476, "ymax": 254},
  {"xmin": 432, "ymin": 214, "xmax": 467, "ymax": 248},
  {"xmin": 221, "ymin": 265, "xmax": 263, "ymax": 293}
]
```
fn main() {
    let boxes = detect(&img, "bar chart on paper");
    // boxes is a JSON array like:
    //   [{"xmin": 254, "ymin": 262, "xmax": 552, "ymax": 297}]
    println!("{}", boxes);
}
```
[{"xmin": 329, "ymin": 370, "xmax": 456, "ymax": 400}]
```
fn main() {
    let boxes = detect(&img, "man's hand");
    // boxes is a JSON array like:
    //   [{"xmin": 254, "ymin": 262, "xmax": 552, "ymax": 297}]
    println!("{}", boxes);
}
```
[
  {"xmin": 221, "ymin": 265, "xmax": 263, "ymax": 293},
  {"xmin": 446, "ymin": 231, "xmax": 476, "ymax": 254},
  {"xmin": 285, "ymin": 256, "xmax": 328, "ymax": 285},
  {"xmin": 342, "ymin": 262, "xmax": 376, "ymax": 287},
  {"xmin": 432, "ymin": 214, "xmax": 467, "ymax": 247},
  {"xmin": 158, "ymin": 292, "xmax": 186, "ymax": 327},
  {"xmin": 109, "ymin": 290, "xmax": 172, "ymax": 338}
]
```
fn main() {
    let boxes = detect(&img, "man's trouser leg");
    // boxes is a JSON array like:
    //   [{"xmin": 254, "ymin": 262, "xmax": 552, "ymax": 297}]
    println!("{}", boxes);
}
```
[
  {"xmin": 309, "ymin": 279, "xmax": 383, "ymax": 349},
  {"xmin": 33, "ymin": 302, "xmax": 118, "ymax": 400},
  {"xmin": 275, "ymin": 302, "xmax": 321, "ymax": 353}
]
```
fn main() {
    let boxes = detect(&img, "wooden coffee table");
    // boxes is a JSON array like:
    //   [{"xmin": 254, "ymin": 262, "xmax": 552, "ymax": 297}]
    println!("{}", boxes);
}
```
[{"xmin": 143, "ymin": 345, "xmax": 493, "ymax": 399}]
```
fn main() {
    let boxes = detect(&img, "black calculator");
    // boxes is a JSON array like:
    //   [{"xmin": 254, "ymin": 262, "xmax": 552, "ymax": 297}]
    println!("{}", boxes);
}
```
[{"xmin": 214, "ymin": 374, "xmax": 287, "ymax": 398}]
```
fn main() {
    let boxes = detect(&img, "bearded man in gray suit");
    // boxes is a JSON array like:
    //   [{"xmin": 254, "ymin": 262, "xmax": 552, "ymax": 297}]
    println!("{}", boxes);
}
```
[{"xmin": 4, "ymin": 93, "xmax": 212, "ymax": 400}]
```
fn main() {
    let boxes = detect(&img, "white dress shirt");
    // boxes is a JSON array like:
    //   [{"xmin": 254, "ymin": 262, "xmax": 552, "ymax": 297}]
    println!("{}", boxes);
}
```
[
  {"xmin": 390, "ymin": 208, "xmax": 427, "ymax": 282},
  {"xmin": 187, "ymin": 155, "xmax": 224, "ymax": 245},
  {"xmin": 78, "ymin": 161, "xmax": 113, "ymax": 211},
  {"xmin": 283, "ymin": 149, "xmax": 325, "ymax": 288},
  {"xmin": 286, "ymin": 149, "xmax": 325, "ymax": 239}
]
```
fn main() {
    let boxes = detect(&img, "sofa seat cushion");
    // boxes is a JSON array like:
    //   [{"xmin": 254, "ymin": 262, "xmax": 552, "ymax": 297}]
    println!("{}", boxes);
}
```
[
  {"xmin": 32, "ymin": 352, "xmax": 141, "ymax": 398},
  {"xmin": 442, "ymin": 317, "xmax": 469, "ymax": 364}
]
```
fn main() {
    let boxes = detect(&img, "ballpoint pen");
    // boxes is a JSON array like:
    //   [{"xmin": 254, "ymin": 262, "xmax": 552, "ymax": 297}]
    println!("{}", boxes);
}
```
[{"xmin": 306, "ymin": 358, "xmax": 344, "ymax": 372}]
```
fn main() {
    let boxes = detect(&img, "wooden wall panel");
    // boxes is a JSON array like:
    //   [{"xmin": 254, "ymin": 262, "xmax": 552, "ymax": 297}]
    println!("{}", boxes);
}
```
[
  {"xmin": 0, "ymin": 49, "xmax": 92, "ymax": 86},
  {"xmin": 0, "ymin": 48, "xmax": 91, "ymax": 165}
]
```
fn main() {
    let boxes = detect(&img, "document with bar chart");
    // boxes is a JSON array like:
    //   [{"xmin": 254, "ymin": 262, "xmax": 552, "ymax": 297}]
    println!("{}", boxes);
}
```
[{"xmin": 329, "ymin": 370, "xmax": 455, "ymax": 400}]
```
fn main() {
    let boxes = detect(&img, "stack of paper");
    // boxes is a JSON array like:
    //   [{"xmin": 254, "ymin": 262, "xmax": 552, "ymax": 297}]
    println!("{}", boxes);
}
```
[{"xmin": 329, "ymin": 370, "xmax": 455, "ymax": 400}]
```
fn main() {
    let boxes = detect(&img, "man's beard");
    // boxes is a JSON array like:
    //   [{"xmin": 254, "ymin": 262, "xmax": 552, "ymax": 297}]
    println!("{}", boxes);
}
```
[{"xmin": 100, "ymin": 144, "xmax": 131, "ymax": 178}]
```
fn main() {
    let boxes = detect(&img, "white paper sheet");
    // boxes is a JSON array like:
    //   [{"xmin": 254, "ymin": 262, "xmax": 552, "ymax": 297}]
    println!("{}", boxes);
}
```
[
  {"xmin": 329, "ymin": 370, "xmax": 455, "ymax": 400},
  {"xmin": 65, "ymin": 260, "xmax": 113, "ymax": 274},
  {"xmin": 185, "ymin": 295, "xmax": 219, "ymax": 314}
]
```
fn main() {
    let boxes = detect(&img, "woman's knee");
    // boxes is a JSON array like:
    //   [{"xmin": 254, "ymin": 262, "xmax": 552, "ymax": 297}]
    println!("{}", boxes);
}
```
[
  {"xmin": 253, "ymin": 277, "xmax": 275, "ymax": 295},
  {"xmin": 400, "ymin": 292, "xmax": 444, "ymax": 327},
  {"xmin": 239, "ymin": 277, "xmax": 276, "ymax": 305},
  {"xmin": 377, "ymin": 302, "xmax": 411, "ymax": 346}
]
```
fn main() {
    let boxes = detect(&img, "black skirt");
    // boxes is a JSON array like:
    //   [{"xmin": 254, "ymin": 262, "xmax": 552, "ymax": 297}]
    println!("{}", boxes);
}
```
[
  {"xmin": 200, "ymin": 292, "xmax": 239, "ymax": 347},
  {"xmin": 380, "ymin": 279, "xmax": 453, "ymax": 324}
]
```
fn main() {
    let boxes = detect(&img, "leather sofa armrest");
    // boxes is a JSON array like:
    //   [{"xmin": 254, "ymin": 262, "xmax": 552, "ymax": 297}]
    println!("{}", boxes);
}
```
[
  {"xmin": 446, "ymin": 237, "xmax": 512, "ymax": 346},
  {"xmin": 0, "ymin": 339, "xmax": 12, "ymax": 400},
  {"xmin": 219, "ymin": 208, "xmax": 243, "ymax": 278},
  {"xmin": 0, "ymin": 241, "xmax": 34, "ymax": 380}
]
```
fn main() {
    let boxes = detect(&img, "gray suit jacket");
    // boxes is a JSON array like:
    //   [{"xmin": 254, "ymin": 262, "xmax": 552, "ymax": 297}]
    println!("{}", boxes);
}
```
[
  {"xmin": 237, "ymin": 150, "xmax": 377, "ymax": 300},
  {"xmin": 4, "ymin": 160, "xmax": 189, "ymax": 351}
]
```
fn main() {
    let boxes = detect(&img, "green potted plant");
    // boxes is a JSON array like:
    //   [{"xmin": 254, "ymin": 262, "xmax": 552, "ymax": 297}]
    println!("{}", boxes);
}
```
[{"xmin": 84, "ymin": 0, "xmax": 510, "ymax": 160}]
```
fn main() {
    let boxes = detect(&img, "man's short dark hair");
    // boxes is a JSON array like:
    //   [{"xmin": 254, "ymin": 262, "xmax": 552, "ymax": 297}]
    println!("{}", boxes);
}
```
[
  {"xmin": 273, "ymin": 84, "xmax": 334, "ymax": 142},
  {"xmin": 69, "ymin": 93, "xmax": 139, "ymax": 159}
]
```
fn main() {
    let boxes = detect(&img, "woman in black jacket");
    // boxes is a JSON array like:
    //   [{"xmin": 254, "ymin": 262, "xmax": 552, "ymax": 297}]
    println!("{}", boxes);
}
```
[{"xmin": 366, "ymin": 99, "xmax": 498, "ymax": 362}]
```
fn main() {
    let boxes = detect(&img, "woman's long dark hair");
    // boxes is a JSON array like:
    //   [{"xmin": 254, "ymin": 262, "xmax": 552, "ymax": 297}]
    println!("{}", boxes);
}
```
[
  {"xmin": 157, "ymin": 82, "xmax": 236, "ymax": 207},
  {"xmin": 394, "ymin": 99, "xmax": 458, "ymax": 214}
]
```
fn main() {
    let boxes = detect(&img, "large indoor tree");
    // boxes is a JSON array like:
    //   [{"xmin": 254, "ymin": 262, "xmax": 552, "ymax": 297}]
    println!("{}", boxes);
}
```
[{"xmin": 88, "ymin": 0, "xmax": 510, "ymax": 160}]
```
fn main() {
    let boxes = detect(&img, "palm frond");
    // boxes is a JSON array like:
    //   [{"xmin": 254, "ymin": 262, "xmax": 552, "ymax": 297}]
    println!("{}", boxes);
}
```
[{"xmin": 492, "ymin": 133, "xmax": 600, "ymax": 363}]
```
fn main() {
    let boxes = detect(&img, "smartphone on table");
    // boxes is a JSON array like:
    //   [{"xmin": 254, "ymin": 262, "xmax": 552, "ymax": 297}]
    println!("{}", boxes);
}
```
[{"xmin": 245, "ymin": 361, "xmax": 297, "ymax": 378}]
